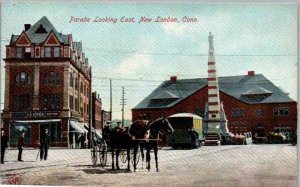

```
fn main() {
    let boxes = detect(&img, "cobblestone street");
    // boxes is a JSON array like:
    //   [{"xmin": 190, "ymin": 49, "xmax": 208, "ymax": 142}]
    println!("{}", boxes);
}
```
[{"xmin": 0, "ymin": 144, "xmax": 297, "ymax": 186}]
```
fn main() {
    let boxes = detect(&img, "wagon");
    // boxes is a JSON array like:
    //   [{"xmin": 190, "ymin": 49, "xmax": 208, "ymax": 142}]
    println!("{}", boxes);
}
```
[
  {"xmin": 167, "ymin": 113, "xmax": 205, "ymax": 149},
  {"xmin": 90, "ymin": 131, "xmax": 141, "ymax": 167},
  {"xmin": 90, "ymin": 132, "xmax": 108, "ymax": 166}
]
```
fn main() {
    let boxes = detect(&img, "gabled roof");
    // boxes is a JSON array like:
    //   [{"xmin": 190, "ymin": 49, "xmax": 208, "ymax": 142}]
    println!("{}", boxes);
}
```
[
  {"xmin": 10, "ymin": 16, "xmax": 71, "ymax": 45},
  {"xmin": 133, "ymin": 74, "xmax": 295, "ymax": 109}
]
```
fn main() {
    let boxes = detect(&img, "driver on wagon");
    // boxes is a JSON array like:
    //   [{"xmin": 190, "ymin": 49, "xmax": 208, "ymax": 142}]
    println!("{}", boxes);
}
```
[
  {"xmin": 114, "ymin": 122, "xmax": 123, "ymax": 132},
  {"xmin": 102, "ymin": 121, "xmax": 112, "ymax": 141}
]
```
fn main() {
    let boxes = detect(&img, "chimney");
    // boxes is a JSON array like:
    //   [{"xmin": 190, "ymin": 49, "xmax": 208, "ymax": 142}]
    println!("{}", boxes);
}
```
[
  {"xmin": 248, "ymin": 71, "xmax": 255, "ymax": 76},
  {"xmin": 170, "ymin": 76, "xmax": 177, "ymax": 81},
  {"xmin": 24, "ymin": 24, "xmax": 31, "ymax": 31}
]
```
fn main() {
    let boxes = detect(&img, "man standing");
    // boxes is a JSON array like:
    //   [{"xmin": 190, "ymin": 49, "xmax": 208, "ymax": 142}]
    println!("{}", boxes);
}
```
[
  {"xmin": 102, "ymin": 121, "xmax": 112, "ymax": 141},
  {"xmin": 1, "ymin": 128, "xmax": 8, "ymax": 164},
  {"xmin": 40, "ymin": 128, "xmax": 50, "ymax": 161},
  {"xmin": 17, "ymin": 131, "xmax": 25, "ymax": 161}
]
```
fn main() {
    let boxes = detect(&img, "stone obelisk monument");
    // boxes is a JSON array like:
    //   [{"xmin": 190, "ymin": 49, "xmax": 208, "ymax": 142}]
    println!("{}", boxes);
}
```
[{"xmin": 205, "ymin": 32, "xmax": 229, "ymax": 134}]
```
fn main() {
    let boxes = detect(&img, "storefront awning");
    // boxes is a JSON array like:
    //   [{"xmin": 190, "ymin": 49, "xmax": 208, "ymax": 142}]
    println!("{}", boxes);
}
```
[
  {"xmin": 14, "ymin": 119, "xmax": 61, "ymax": 123},
  {"xmin": 69, "ymin": 120, "xmax": 88, "ymax": 133}
]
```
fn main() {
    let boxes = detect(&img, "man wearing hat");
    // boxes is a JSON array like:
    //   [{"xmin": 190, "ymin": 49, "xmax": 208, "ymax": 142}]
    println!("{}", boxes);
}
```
[
  {"xmin": 1, "ymin": 128, "xmax": 8, "ymax": 164},
  {"xmin": 17, "ymin": 131, "xmax": 25, "ymax": 161},
  {"xmin": 102, "ymin": 121, "xmax": 112, "ymax": 142},
  {"xmin": 40, "ymin": 128, "xmax": 51, "ymax": 161}
]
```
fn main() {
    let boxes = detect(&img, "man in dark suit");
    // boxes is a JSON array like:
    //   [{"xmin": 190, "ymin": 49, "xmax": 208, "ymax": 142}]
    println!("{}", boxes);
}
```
[
  {"xmin": 1, "ymin": 128, "xmax": 8, "ymax": 164},
  {"xmin": 40, "ymin": 128, "xmax": 50, "ymax": 161},
  {"xmin": 17, "ymin": 131, "xmax": 25, "ymax": 161}
]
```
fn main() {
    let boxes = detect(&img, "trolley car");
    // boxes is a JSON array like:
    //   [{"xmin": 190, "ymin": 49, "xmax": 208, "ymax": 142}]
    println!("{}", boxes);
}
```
[{"xmin": 167, "ymin": 113, "xmax": 205, "ymax": 149}]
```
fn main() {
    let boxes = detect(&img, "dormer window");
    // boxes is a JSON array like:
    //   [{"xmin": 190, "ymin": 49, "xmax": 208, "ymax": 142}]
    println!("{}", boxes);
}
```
[
  {"xmin": 25, "ymin": 47, "xmax": 31, "ymax": 59},
  {"xmin": 45, "ymin": 47, "xmax": 51, "ymax": 57},
  {"xmin": 54, "ymin": 47, "xmax": 59, "ymax": 57},
  {"xmin": 241, "ymin": 86, "xmax": 272, "ymax": 102},
  {"xmin": 44, "ymin": 47, "xmax": 60, "ymax": 58},
  {"xmin": 16, "ymin": 47, "xmax": 23, "ymax": 58},
  {"xmin": 35, "ymin": 24, "xmax": 47, "ymax": 33}
]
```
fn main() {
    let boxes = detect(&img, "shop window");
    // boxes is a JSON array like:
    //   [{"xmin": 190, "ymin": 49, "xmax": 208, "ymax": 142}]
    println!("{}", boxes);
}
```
[
  {"xmin": 40, "ymin": 123, "xmax": 62, "ymax": 143},
  {"xmin": 10, "ymin": 124, "xmax": 32, "ymax": 145}
]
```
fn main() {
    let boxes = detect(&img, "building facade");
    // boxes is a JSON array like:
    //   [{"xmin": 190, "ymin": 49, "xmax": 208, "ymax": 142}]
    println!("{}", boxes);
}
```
[
  {"xmin": 92, "ymin": 92, "xmax": 102, "ymax": 132},
  {"xmin": 132, "ymin": 72, "xmax": 297, "ymax": 138},
  {"xmin": 2, "ymin": 16, "xmax": 91, "ymax": 147}
]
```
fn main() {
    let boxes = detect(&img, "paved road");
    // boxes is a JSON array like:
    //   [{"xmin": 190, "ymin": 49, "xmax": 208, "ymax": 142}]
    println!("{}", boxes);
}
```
[{"xmin": 0, "ymin": 144, "xmax": 297, "ymax": 186}]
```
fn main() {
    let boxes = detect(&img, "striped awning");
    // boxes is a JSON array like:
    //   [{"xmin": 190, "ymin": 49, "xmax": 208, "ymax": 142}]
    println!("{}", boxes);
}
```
[{"xmin": 69, "ymin": 120, "xmax": 88, "ymax": 133}]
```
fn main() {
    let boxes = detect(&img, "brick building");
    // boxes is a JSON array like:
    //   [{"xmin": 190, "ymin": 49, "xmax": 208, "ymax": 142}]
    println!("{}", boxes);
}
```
[
  {"xmin": 2, "ymin": 16, "xmax": 91, "ymax": 147},
  {"xmin": 91, "ymin": 91, "xmax": 102, "ymax": 133},
  {"xmin": 132, "ymin": 72, "xmax": 297, "ymax": 137}
]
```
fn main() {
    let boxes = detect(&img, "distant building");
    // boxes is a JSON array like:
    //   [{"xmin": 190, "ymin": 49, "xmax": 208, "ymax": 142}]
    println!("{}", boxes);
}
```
[
  {"xmin": 132, "ymin": 72, "xmax": 297, "ymax": 137},
  {"xmin": 102, "ymin": 110, "xmax": 111, "ymax": 127},
  {"xmin": 2, "ymin": 16, "xmax": 91, "ymax": 147},
  {"xmin": 92, "ymin": 92, "xmax": 102, "ymax": 131}
]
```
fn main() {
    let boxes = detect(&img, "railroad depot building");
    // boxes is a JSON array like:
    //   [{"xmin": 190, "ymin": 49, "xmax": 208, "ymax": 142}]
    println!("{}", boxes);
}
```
[
  {"xmin": 2, "ymin": 16, "xmax": 91, "ymax": 147},
  {"xmin": 132, "ymin": 72, "xmax": 297, "ymax": 137}
]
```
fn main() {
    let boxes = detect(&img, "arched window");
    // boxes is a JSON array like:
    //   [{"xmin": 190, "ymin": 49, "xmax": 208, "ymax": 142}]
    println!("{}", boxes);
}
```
[
  {"xmin": 15, "ymin": 71, "xmax": 31, "ymax": 86},
  {"xmin": 43, "ymin": 71, "xmax": 61, "ymax": 86}
]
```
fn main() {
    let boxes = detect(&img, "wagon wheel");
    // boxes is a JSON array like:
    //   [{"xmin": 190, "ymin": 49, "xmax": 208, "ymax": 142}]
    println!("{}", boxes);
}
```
[
  {"xmin": 91, "ymin": 144, "xmax": 98, "ymax": 166},
  {"xmin": 99, "ymin": 143, "xmax": 108, "ymax": 167},
  {"xmin": 131, "ymin": 148, "xmax": 140, "ymax": 166},
  {"xmin": 120, "ymin": 150, "xmax": 127, "ymax": 163}
]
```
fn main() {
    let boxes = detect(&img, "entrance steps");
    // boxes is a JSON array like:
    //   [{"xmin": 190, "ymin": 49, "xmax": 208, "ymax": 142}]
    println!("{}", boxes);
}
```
[{"xmin": 204, "ymin": 133, "xmax": 220, "ymax": 146}]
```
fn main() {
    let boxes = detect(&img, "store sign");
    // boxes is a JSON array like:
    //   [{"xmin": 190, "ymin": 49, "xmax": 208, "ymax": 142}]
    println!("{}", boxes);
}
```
[{"xmin": 10, "ymin": 111, "xmax": 60, "ymax": 118}]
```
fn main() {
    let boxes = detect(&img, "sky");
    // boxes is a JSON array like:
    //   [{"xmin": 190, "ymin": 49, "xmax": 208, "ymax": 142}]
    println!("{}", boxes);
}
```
[{"xmin": 0, "ymin": 2, "xmax": 298, "ymax": 120}]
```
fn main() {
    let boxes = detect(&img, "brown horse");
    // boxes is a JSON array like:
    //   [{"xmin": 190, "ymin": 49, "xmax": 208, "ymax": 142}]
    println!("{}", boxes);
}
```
[
  {"xmin": 110, "ymin": 120, "xmax": 149, "ymax": 172},
  {"xmin": 139, "ymin": 117, "xmax": 174, "ymax": 172}
]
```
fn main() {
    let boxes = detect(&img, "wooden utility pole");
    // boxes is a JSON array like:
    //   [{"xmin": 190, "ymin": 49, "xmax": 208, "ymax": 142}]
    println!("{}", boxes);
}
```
[
  {"xmin": 110, "ymin": 79, "xmax": 112, "ymax": 122},
  {"xmin": 120, "ymin": 86, "xmax": 126, "ymax": 127},
  {"xmin": 88, "ymin": 66, "xmax": 92, "ymax": 148}
]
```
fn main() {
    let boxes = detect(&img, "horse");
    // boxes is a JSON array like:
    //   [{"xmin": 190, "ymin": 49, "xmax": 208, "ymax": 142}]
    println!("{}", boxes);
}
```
[
  {"xmin": 139, "ymin": 117, "xmax": 174, "ymax": 172},
  {"xmin": 110, "ymin": 120, "xmax": 149, "ymax": 172}
]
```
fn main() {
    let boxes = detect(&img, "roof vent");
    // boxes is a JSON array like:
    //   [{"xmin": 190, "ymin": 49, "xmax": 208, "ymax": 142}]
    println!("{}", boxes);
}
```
[
  {"xmin": 170, "ymin": 76, "xmax": 177, "ymax": 81},
  {"xmin": 248, "ymin": 71, "xmax": 255, "ymax": 76},
  {"xmin": 24, "ymin": 24, "xmax": 31, "ymax": 31}
]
